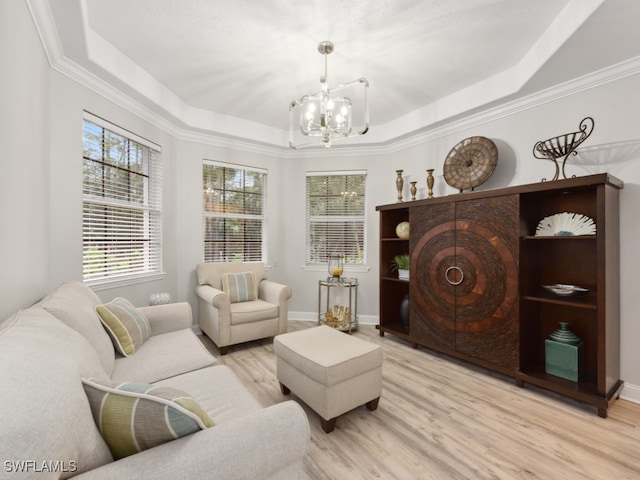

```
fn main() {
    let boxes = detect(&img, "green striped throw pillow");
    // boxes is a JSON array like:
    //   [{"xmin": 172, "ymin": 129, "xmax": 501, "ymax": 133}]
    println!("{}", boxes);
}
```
[
  {"xmin": 221, "ymin": 271, "xmax": 258, "ymax": 303},
  {"xmin": 82, "ymin": 379, "xmax": 213, "ymax": 459},
  {"xmin": 96, "ymin": 298, "xmax": 151, "ymax": 356}
]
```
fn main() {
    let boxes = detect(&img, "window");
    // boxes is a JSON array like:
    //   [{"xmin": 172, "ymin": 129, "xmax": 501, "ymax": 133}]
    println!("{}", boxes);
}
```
[
  {"xmin": 203, "ymin": 161, "xmax": 267, "ymax": 262},
  {"xmin": 306, "ymin": 171, "xmax": 366, "ymax": 266},
  {"xmin": 82, "ymin": 113, "xmax": 162, "ymax": 285}
]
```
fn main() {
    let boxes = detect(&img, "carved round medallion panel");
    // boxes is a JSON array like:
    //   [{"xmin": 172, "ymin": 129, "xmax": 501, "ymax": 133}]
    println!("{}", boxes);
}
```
[{"xmin": 412, "ymin": 220, "xmax": 517, "ymax": 332}]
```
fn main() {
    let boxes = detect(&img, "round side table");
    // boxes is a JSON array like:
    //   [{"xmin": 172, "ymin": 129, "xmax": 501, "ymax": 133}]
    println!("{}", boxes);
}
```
[{"xmin": 318, "ymin": 277, "xmax": 358, "ymax": 333}]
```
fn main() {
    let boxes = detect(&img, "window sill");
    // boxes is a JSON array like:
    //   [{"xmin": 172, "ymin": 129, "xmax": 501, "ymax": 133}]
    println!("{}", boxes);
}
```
[
  {"xmin": 85, "ymin": 272, "xmax": 167, "ymax": 292},
  {"xmin": 303, "ymin": 264, "xmax": 370, "ymax": 273}
]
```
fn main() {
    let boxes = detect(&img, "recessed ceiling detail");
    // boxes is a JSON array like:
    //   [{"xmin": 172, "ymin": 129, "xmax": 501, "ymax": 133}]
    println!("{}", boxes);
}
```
[{"xmin": 31, "ymin": 0, "xmax": 640, "ymax": 149}]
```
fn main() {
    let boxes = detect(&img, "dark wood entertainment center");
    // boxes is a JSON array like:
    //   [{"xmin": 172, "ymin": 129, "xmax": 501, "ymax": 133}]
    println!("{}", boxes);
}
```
[{"xmin": 376, "ymin": 173, "xmax": 623, "ymax": 417}]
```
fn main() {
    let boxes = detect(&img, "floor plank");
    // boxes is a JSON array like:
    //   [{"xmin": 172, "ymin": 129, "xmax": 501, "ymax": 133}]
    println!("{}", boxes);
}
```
[{"xmin": 199, "ymin": 322, "xmax": 640, "ymax": 479}]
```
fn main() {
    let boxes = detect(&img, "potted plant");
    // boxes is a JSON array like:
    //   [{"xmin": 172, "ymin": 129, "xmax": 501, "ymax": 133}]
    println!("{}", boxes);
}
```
[{"xmin": 392, "ymin": 254, "xmax": 410, "ymax": 281}]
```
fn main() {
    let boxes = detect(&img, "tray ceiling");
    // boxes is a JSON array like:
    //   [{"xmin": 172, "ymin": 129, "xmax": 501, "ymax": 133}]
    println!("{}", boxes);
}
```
[{"xmin": 34, "ymin": 0, "xmax": 640, "ymax": 148}]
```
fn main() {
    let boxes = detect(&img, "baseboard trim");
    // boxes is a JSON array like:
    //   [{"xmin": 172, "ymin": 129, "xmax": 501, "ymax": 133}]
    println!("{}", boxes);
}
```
[{"xmin": 620, "ymin": 382, "xmax": 640, "ymax": 405}]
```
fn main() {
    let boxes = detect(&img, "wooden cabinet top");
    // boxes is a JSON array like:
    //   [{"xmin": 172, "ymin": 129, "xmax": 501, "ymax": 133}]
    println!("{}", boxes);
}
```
[{"xmin": 376, "ymin": 173, "xmax": 623, "ymax": 211}]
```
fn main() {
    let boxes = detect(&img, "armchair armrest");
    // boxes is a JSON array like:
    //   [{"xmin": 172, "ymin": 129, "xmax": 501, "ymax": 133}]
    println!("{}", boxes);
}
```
[
  {"xmin": 259, "ymin": 280, "xmax": 292, "ymax": 305},
  {"xmin": 73, "ymin": 401, "xmax": 310, "ymax": 480},
  {"xmin": 137, "ymin": 302, "xmax": 193, "ymax": 336},
  {"xmin": 195, "ymin": 285, "xmax": 232, "ymax": 347},
  {"xmin": 195, "ymin": 284, "xmax": 230, "ymax": 309}
]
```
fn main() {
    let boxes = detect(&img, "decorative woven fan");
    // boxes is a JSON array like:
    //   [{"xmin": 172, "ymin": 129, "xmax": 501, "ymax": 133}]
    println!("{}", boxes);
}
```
[{"xmin": 535, "ymin": 212, "xmax": 596, "ymax": 236}]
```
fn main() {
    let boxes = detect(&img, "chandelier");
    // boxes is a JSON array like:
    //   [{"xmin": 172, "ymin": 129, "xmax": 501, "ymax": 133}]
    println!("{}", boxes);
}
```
[{"xmin": 289, "ymin": 41, "xmax": 369, "ymax": 149}]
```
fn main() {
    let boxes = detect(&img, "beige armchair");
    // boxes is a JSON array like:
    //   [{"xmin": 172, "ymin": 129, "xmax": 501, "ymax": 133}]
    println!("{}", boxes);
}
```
[{"xmin": 196, "ymin": 262, "xmax": 292, "ymax": 354}]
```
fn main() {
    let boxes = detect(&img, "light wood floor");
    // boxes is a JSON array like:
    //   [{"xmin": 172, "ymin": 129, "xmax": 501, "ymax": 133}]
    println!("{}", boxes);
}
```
[{"xmin": 200, "ymin": 321, "xmax": 640, "ymax": 479}]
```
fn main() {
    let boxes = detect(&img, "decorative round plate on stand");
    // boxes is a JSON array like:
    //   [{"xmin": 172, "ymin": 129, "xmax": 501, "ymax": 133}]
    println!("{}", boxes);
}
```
[{"xmin": 443, "ymin": 136, "xmax": 498, "ymax": 192}]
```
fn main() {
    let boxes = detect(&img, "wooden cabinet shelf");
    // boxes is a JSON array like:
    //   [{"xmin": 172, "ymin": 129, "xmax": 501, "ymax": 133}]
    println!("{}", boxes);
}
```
[
  {"xmin": 521, "ymin": 235, "xmax": 596, "ymax": 241},
  {"xmin": 521, "ymin": 293, "xmax": 597, "ymax": 309},
  {"xmin": 376, "ymin": 173, "xmax": 623, "ymax": 418},
  {"xmin": 381, "ymin": 276, "xmax": 409, "ymax": 283}
]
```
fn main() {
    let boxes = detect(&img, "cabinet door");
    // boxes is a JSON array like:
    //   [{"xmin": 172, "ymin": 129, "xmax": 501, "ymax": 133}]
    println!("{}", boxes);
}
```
[
  {"xmin": 410, "ymin": 202, "xmax": 456, "ymax": 351},
  {"xmin": 410, "ymin": 195, "xmax": 519, "ymax": 369},
  {"xmin": 454, "ymin": 196, "xmax": 519, "ymax": 369}
]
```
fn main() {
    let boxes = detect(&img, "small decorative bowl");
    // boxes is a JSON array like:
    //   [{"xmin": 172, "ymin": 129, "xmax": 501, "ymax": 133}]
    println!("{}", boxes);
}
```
[{"xmin": 542, "ymin": 284, "xmax": 589, "ymax": 297}]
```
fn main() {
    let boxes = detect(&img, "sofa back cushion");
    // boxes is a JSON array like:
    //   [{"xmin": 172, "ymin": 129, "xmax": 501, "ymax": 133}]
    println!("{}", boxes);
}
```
[
  {"xmin": 196, "ymin": 262, "xmax": 267, "ymax": 290},
  {"xmin": 38, "ymin": 281, "xmax": 115, "ymax": 375},
  {"xmin": 0, "ymin": 308, "xmax": 113, "ymax": 478}
]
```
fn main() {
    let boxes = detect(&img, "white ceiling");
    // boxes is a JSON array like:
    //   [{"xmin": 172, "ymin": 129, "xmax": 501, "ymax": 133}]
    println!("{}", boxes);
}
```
[{"xmin": 36, "ymin": 0, "xmax": 640, "ymax": 148}]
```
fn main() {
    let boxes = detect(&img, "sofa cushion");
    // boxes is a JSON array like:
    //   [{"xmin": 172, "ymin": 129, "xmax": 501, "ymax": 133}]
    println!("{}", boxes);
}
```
[
  {"xmin": 96, "ymin": 297, "xmax": 151, "ymax": 356},
  {"xmin": 153, "ymin": 365, "xmax": 262, "ymax": 425},
  {"xmin": 110, "ymin": 328, "xmax": 217, "ymax": 384},
  {"xmin": 0, "ymin": 308, "xmax": 113, "ymax": 478},
  {"xmin": 37, "ymin": 281, "xmax": 115, "ymax": 375},
  {"xmin": 222, "ymin": 271, "xmax": 258, "ymax": 303},
  {"xmin": 83, "ymin": 378, "xmax": 213, "ymax": 460}
]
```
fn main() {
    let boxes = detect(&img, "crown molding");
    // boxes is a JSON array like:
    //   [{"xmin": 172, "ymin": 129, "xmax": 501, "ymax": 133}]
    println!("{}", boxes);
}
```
[
  {"xmin": 26, "ymin": 0, "xmax": 640, "ymax": 159},
  {"xmin": 25, "ymin": 0, "xmax": 63, "ymax": 68},
  {"xmin": 375, "ymin": 54, "xmax": 640, "ymax": 156}
]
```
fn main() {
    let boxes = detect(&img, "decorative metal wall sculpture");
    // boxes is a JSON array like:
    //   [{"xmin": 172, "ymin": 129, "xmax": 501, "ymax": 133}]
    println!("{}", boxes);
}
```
[
  {"xmin": 443, "ymin": 136, "xmax": 498, "ymax": 192},
  {"xmin": 533, "ymin": 116, "xmax": 594, "ymax": 181}
]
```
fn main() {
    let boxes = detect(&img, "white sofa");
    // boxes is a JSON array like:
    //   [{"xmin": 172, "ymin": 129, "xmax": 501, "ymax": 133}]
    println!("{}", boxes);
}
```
[{"xmin": 0, "ymin": 281, "xmax": 309, "ymax": 479}]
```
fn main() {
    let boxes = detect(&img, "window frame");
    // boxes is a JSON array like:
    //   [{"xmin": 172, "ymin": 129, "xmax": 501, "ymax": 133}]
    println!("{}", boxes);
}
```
[
  {"xmin": 305, "ymin": 170, "xmax": 368, "ymax": 271},
  {"xmin": 82, "ymin": 112, "xmax": 164, "ymax": 288},
  {"xmin": 202, "ymin": 160, "xmax": 268, "ymax": 263}
]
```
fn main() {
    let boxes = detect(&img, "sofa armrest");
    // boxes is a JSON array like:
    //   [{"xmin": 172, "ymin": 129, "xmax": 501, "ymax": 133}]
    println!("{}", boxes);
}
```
[
  {"xmin": 259, "ymin": 280, "xmax": 292, "ymax": 305},
  {"xmin": 137, "ymin": 302, "xmax": 193, "ymax": 336},
  {"xmin": 73, "ymin": 401, "xmax": 310, "ymax": 480}
]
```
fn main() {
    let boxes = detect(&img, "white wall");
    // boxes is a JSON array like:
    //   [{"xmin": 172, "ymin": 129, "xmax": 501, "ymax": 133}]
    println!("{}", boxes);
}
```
[
  {"xmin": 0, "ymin": 0, "xmax": 50, "ymax": 314},
  {"xmin": 278, "ymin": 153, "xmax": 388, "ymax": 323},
  {"xmin": 45, "ymin": 68, "xmax": 180, "ymax": 307},
  {"xmin": 275, "ymin": 74, "xmax": 640, "ymax": 402},
  {"xmin": 2, "ymin": 0, "xmax": 639, "ymax": 402},
  {"xmin": 371, "ymin": 75, "xmax": 640, "ymax": 401},
  {"xmin": 0, "ymin": 0, "xmax": 180, "ymax": 311},
  {"xmin": 173, "ymin": 139, "xmax": 287, "ymax": 316}
]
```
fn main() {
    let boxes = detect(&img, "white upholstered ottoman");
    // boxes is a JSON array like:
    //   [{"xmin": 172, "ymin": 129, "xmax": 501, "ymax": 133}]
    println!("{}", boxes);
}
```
[{"xmin": 274, "ymin": 325, "xmax": 383, "ymax": 433}]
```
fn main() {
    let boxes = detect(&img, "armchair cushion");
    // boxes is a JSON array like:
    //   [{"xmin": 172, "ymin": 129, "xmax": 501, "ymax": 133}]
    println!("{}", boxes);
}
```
[
  {"xmin": 96, "ymin": 298, "xmax": 151, "ymax": 356},
  {"xmin": 82, "ymin": 378, "xmax": 213, "ymax": 459},
  {"xmin": 222, "ymin": 271, "xmax": 258, "ymax": 303},
  {"xmin": 230, "ymin": 300, "xmax": 279, "ymax": 325}
]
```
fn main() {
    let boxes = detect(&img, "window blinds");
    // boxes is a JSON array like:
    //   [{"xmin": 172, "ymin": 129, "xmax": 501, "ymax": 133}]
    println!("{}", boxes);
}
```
[
  {"xmin": 203, "ymin": 160, "xmax": 266, "ymax": 262},
  {"xmin": 82, "ymin": 115, "xmax": 162, "ymax": 284},
  {"xmin": 306, "ymin": 171, "xmax": 366, "ymax": 265}
]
